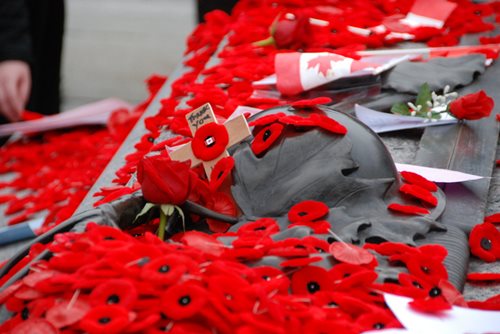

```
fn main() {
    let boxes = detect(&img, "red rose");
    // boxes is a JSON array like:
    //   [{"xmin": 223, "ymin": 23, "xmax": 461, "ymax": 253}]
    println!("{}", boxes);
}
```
[
  {"xmin": 449, "ymin": 90, "xmax": 495, "ymax": 120},
  {"xmin": 137, "ymin": 156, "xmax": 191, "ymax": 205},
  {"xmin": 273, "ymin": 13, "xmax": 311, "ymax": 49}
]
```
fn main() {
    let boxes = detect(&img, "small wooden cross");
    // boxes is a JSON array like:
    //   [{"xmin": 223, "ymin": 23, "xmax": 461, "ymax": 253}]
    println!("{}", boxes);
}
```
[{"xmin": 169, "ymin": 103, "xmax": 251, "ymax": 178}]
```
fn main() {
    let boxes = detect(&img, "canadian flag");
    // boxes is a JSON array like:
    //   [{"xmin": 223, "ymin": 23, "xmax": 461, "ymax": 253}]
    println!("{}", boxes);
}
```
[
  {"xmin": 275, "ymin": 52, "xmax": 381, "ymax": 96},
  {"xmin": 401, "ymin": 0, "xmax": 457, "ymax": 29}
]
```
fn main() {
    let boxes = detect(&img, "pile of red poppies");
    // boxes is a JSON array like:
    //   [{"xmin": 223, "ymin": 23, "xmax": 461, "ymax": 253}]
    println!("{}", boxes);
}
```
[
  {"xmin": 0, "ymin": 75, "xmax": 165, "ymax": 231},
  {"xmin": 0, "ymin": 221, "xmax": 480, "ymax": 334}
]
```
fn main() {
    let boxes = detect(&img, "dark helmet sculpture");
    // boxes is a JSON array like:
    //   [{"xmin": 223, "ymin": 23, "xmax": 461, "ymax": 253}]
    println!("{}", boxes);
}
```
[{"xmin": 226, "ymin": 104, "xmax": 468, "ymax": 287}]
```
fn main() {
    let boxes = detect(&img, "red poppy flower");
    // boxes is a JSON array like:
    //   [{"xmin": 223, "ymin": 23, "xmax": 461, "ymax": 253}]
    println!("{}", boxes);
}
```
[
  {"xmin": 237, "ymin": 218, "xmax": 280, "ymax": 236},
  {"xmin": 90, "ymin": 278, "xmax": 138, "ymax": 308},
  {"xmin": 290, "ymin": 97, "xmax": 332, "ymax": 109},
  {"xmin": 191, "ymin": 122, "xmax": 229, "ymax": 161},
  {"xmin": 209, "ymin": 156, "xmax": 234, "ymax": 191},
  {"xmin": 468, "ymin": 294, "xmax": 500, "ymax": 311},
  {"xmin": 400, "ymin": 171, "xmax": 438, "ymax": 192},
  {"xmin": 249, "ymin": 112, "xmax": 286, "ymax": 127},
  {"xmin": 396, "ymin": 253, "xmax": 448, "ymax": 281},
  {"xmin": 312, "ymin": 291, "xmax": 373, "ymax": 317},
  {"xmin": 330, "ymin": 242, "xmax": 375, "ymax": 266},
  {"xmin": 331, "ymin": 267, "xmax": 378, "ymax": 291},
  {"xmin": 398, "ymin": 272, "xmax": 432, "ymax": 294},
  {"xmin": 399, "ymin": 184, "xmax": 438, "ymax": 207},
  {"xmin": 252, "ymin": 266, "xmax": 290, "ymax": 295},
  {"xmin": 268, "ymin": 238, "xmax": 315, "ymax": 257},
  {"xmin": 140, "ymin": 255, "xmax": 195, "ymax": 285},
  {"xmin": 469, "ymin": 222, "xmax": 500, "ymax": 262},
  {"xmin": 280, "ymin": 256, "xmax": 323, "ymax": 267},
  {"xmin": 279, "ymin": 115, "xmax": 316, "ymax": 127},
  {"xmin": 79, "ymin": 305, "xmax": 130, "ymax": 334},
  {"xmin": 289, "ymin": 220, "xmax": 331, "ymax": 233},
  {"xmin": 310, "ymin": 113, "xmax": 348, "ymax": 135},
  {"xmin": 46, "ymin": 299, "xmax": 91, "ymax": 329},
  {"xmin": 302, "ymin": 236, "xmax": 330, "ymax": 254},
  {"xmin": 387, "ymin": 203, "xmax": 430, "ymax": 215},
  {"xmin": 484, "ymin": 213, "xmax": 500, "ymax": 224},
  {"xmin": 356, "ymin": 311, "xmax": 400, "ymax": 331},
  {"xmin": 177, "ymin": 231, "xmax": 226, "ymax": 257},
  {"xmin": 251, "ymin": 122, "xmax": 284, "ymax": 156},
  {"xmin": 409, "ymin": 296, "xmax": 451, "ymax": 313},
  {"xmin": 449, "ymin": 90, "xmax": 495, "ymax": 120},
  {"xmin": 291, "ymin": 266, "xmax": 334, "ymax": 295},
  {"xmin": 207, "ymin": 274, "xmax": 255, "ymax": 312},
  {"xmin": 161, "ymin": 282, "xmax": 207, "ymax": 320},
  {"xmin": 467, "ymin": 272, "xmax": 500, "ymax": 282},
  {"xmin": 288, "ymin": 200, "xmax": 329, "ymax": 223},
  {"xmin": 10, "ymin": 318, "xmax": 59, "ymax": 334},
  {"xmin": 205, "ymin": 192, "xmax": 237, "ymax": 233}
]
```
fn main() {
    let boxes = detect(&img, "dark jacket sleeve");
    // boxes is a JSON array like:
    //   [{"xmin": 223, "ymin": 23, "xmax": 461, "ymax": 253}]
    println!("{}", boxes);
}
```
[{"xmin": 0, "ymin": 0, "xmax": 32, "ymax": 62}]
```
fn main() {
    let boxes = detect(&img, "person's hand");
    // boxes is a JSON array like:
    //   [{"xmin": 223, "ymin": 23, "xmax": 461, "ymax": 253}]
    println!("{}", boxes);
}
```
[{"xmin": 0, "ymin": 60, "xmax": 31, "ymax": 122}]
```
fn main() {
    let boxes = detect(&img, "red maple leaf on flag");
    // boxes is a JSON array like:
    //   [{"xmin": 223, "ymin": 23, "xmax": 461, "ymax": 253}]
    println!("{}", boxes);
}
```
[{"xmin": 307, "ymin": 54, "xmax": 343, "ymax": 77}]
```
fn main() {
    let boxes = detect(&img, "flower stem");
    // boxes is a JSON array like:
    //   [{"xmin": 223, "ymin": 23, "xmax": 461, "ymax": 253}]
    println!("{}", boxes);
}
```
[
  {"xmin": 158, "ymin": 210, "xmax": 167, "ymax": 241},
  {"xmin": 253, "ymin": 36, "xmax": 275, "ymax": 47}
]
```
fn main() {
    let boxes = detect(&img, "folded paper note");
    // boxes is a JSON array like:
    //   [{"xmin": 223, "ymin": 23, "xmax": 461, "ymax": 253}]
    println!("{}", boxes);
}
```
[
  {"xmin": 355, "ymin": 104, "xmax": 457, "ymax": 133},
  {"xmin": 385, "ymin": 294, "xmax": 500, "ymax": 334},
  {"xmin": 395, "ymin": 163, "xmax": 483, "ymax": 183},
  {"xmin": 0, "ymin": 98, "xmax": 132, "ymax": 137}
]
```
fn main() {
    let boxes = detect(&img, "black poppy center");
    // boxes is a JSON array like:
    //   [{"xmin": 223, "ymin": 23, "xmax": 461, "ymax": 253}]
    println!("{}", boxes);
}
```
[
  {"xmin": 103, "ymin": 236, "xmax": 115, "ymax": 241},
  {"xmin": 254, "ymin": 226, "xmax": 267, "ymax": 231},
  {"xmin": 421, "ymin": 266, "xmax": 430, "ymax": 274},
  {"xmin": 262, "ymin": 275, "xmax": 271, "ymax": 281},
  {"xmin": 204, "ymin": 136, "xmax": 216, "ymax": 147},
  {"xmin": 217, "ymin": 170, "xmax": 224, "ymax": 180},
  {"xmin": 480, "ymin": 237, "xmax": 492, "ymax": 251},
  {"xmin": 147, "ymin": 136, "xmax": 155, "ymax": 142},
  {"xmin": 412, "ymin": 281, "xmax": 423, "ymax": 289},
  {"xmin": 328, "ymin": 301, "xmax": 338, "ymax": 307},
  {"xmin": 315, "ymin": 247, "xmax": 325, "ymax": 253},
  {"xmin": 373, "ymin": 323, "xmax": 385, "ymax": 329},
  {"xmin": 99, "ymin": 317, "xmax": 111, "ymax": 324},
  {"xmin": 178, "ymin": 295, "xmax": 191, "ymax": 306},
  {"xmin": 21, "ymin": 307, "xmax": 29, "ymax": 320},
  {"xmin": 429, "ymin": 287, "xmax": 442, "ymax": 297},
  {"xmin": 307, "ymin": 281, "xmax": 320, "ymax": 293},
  {"xmin": 262, "ymin": 129, "xmax": 272, "ymax": 141},
  {"xmin": 107, "ymin": 294, "xmax": 120, "ymax": 304},
  {"xmin": 158, "ymin": 265, "xmax": 170, "ymax": 273},
  {"xmin": 297, "ymin": 211, "xmax": 308, "ymax": 217}
]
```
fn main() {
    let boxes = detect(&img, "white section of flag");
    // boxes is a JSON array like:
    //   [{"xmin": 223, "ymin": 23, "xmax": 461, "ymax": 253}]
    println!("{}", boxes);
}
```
[{"xmin": 299, "ymin": 52, "xmax": 354, "ymax": 91}]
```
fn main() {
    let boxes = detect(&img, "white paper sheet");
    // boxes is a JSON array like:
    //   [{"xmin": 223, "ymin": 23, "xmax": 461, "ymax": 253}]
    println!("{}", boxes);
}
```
[
  {"xmin": 385, "ymin": 293, "xmax": 500, "ymax": 334},
  {"xmin": 0, "ymin": 98, "xmax": 133, "ymax": 137},
  {"xmin": 395, "ymin": 163, "xmax": 483, "ymax": 183},
  {"xmin": 227, "ymin": 105, "xmax": 263, "ymax": 121},
  {"xmin": 355, "ymin": 104, "xmax": 457, "ymax": 133}
]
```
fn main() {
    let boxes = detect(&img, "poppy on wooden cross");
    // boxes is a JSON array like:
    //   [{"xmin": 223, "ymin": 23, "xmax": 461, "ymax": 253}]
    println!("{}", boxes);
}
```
[{"xmin": 169, "ymin": 103, "xmax": 251, "ymax": 179}]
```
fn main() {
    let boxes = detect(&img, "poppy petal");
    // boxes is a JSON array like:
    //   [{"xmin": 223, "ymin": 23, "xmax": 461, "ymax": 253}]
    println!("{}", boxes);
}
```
[
  {"xmin": 387, "ymin": 203, "xmax": 430, "ymax": 215},
  {"xmin": 329, "ymin": 242, "xmax": 375, "ymax": 265},
  {"xmin": 288, "ymin": 200, "xmax": 329, "ymax": 223},
  {"xmin": 251, "ymin": 123, "xmax": 284, "ymax": 156}
]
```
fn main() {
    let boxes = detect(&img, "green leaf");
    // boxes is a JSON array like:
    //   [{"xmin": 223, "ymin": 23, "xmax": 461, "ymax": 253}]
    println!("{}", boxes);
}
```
[
  {"xmin": 416, "ymin": 83, "xmax": 432, "ymax": 113},
  {"xmin": 134, "ymin": 203, "xmax": 156, "ymax": 223},
  {"xmin": 391, "ymin": 102, "xmax": 410, "ymax": 115},
  {"xmin": 160, "ymin": 204, "xmax": 175, "ymax": 217}
]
